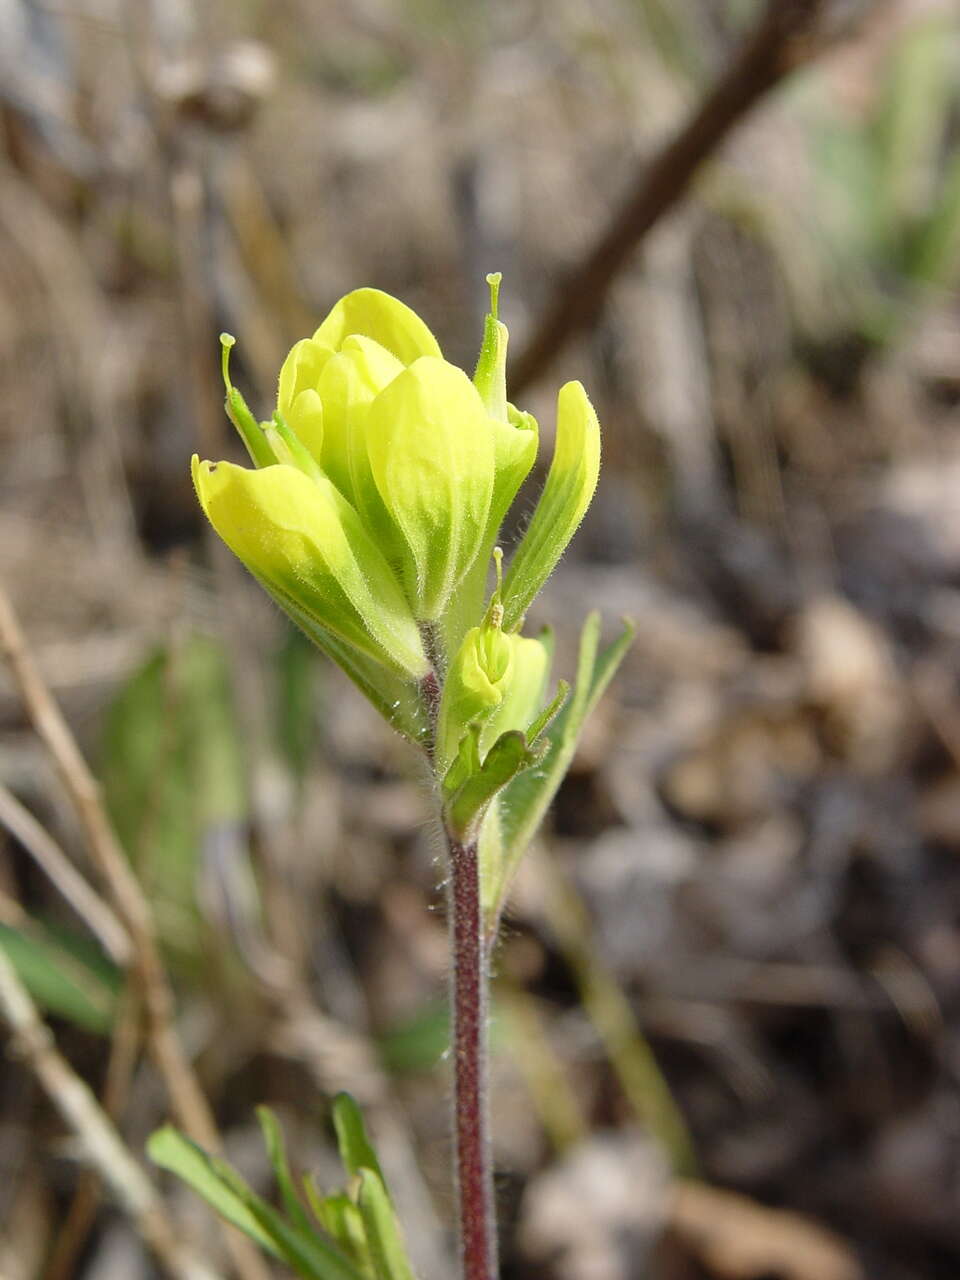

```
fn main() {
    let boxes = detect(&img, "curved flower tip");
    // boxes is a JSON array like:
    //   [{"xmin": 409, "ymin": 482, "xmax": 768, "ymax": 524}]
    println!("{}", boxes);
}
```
[
  {"xmin": 500, "ymin": 380, "xmax": 600, "ymax": 632},
  {"xmin": 191, "ymin": 455, "xmax": 429, "ymax": 680},
  {"xmin": 313, "ymin": 287, "xmax": 441, "ymax": 367}
]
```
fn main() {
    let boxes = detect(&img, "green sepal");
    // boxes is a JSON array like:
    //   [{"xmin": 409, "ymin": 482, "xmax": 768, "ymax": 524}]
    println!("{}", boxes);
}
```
[
  {"xmin": 257, "ymin": 1106, "xmax": 314, "ymax": 1236},
  {"xmin": 264, "ymin": 411, "xmax": 325, "ymax": 482},
  {"xmin": 442, "ymin": 722, "xmax": 483, "ymax": 802},
  {"xmin": 357, "ymin": 1168, "xmax": 417, "ymax": 1280},
  {"xmin": 435, "ymin": 622, "xmax": 514, "ymax": 773},
  {"xmin": 478, "ymin": 630, "xmax": 551, "ymax": 759},
  {"xmin": 444, "ymin": 729, "xmax": 545, "ymax": 845},
  {"xmin": 501, "ymin": 381, "xmax": 600, "ymax": 631}
]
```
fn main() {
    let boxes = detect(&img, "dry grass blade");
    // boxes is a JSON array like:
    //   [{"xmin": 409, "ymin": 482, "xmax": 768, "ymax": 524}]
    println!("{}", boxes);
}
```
[
  {"xmin": 0, "ymin": 779, "xmax": 130, "ymax": 965},
  {"xmin": 0, "ymin": 947, "xmax": 218, "ymax": 1280}
]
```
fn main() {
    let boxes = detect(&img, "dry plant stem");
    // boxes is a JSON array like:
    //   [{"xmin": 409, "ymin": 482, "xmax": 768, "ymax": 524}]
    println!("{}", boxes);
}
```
[
  {"xmin": 43, "ymin": 984, "xmax": 144, "ymax": 1280},
  {"xmin": 512, "ymin": 0, "xmax": 830, "ymax": 392},
  {"xmin": 537, "ymin": 847, "xmax": 697, "ymax": 1174},
  {"xmin": 447, "ymin": 833, "xmax": 497, "ymax": 1280},
  {"xmin": 0, "ymin": 948, "xmax": 217, "ymax": 1280},
  {"xmin": 0, "ymin": 779, "xmax": 130, "ymax": 965}
]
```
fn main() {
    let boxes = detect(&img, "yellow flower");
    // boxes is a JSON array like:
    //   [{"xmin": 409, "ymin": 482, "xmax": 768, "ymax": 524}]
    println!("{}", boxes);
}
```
[{"xmin": 192, "ymin": 456, "xmax": 428, "ymax": 680}]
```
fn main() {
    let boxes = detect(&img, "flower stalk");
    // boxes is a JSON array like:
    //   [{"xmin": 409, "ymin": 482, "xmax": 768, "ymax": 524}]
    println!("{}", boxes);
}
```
[
  {"xmin": 447, "ymin": 833, "xmax": 496, "ymax": 1280},
  {"xmin": 189, "ymin": 274, "xmax": 631, "ymax": 1280}
]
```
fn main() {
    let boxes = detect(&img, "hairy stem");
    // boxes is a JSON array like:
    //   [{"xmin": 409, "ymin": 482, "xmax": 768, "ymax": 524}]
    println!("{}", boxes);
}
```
[
  {"xmin": 419, "ymin": 616, "xmax": 497, "ymax": 1279},
  {"xmin": 447, "ymin": 832, "xmax": 497, "ymax": 1280}
]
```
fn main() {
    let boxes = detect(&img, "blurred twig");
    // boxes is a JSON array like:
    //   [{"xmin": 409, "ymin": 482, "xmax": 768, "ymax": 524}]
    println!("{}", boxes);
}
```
[
  {"xmin": 42, "ymin": 984, "xmax": 144, "ymax": 1280},
  {"xmin": 512, "ymin": 0, "xmax": 859, "ymax": 391},
  {"xmin": 534, "ymin": 845, "xmax": 698, "ymax": 1175},
  {"xmin": 0, "ymin": 948, "xmax": 217, "ymax": 1280},
  {"xmin": 496, "ymin": 982, "xmax": 587, "ymax": 1154},
  {"xmin": 0, "ymin": 780, "xmax": 130, "ymax": 965}
]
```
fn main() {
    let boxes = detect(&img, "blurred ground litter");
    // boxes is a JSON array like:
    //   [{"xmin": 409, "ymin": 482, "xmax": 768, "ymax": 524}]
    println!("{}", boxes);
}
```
[{"xmin": 2, "ymin": 1, "xmax": 960, "ymax": 1278}]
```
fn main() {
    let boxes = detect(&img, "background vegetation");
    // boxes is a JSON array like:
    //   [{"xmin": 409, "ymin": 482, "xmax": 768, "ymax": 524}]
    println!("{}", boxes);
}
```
[{"xmin": 1, "ymin": 1, "xmax": 959, "ymax": 1277}]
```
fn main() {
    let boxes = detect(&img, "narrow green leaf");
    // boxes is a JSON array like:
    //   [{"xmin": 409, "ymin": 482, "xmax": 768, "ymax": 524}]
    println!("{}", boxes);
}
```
[
  {"xmin": 148, "ymin": 1126, "xmax": 365, "ymax": 1280},
  {"xmin": 147, "ymin": 1126, "xmax": 279, "ymax": 1257},
  {"xmin": 357, "ymin": 1168, "xmax": 417, "ymax": 1280},
  {"xmin": 101, "ymin": 637, "xmax": 248, "ymax": 968},
  {"xmin": 0, "ymin": 921, "xmax": 119, "ymax": 1035},
  {"xmin": 257, "ymin": 1107, "xmax": 313, "ymax": 1235},
  {"xmin": 872, "ymin": 16, "xmax": 953, "ymax": 251},
  {"xmin": 332, "ymin": 1094, "xmax": 386, "ymax": 1189},
  {"xmin": 909, "ymin": 149, "xmax": 960, "ymax": 287},
  {"xmin": 241, "ymin": 1191, "xmax": 365, "ymax": 1280},
  {"xmin": 487, "ymin": 616, "xmax": 635, "ymax": 925},
  {"xmin": 377, "ymin": 1000, "xmax": 449, "ymax": 1076},
  {"xmin": 501, "ymin": 382, "xmax": 600, "ymax": 632}
]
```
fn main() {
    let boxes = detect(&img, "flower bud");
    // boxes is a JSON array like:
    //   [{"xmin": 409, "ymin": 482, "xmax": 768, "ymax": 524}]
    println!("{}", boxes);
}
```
[
  {"xmin": 501, "ymin": 381, "xmax": 600, "ymax": 632},
  {"xmin": 437, "ymin": 619, "xmax": 551, "ymax": 773},
  {"xmin": 481, "ymin": 631, "xmax": 550, "ymax": 754},
  {"xmin": 365, "ymin": 357, "xmax": 495, "ymax": 620}
]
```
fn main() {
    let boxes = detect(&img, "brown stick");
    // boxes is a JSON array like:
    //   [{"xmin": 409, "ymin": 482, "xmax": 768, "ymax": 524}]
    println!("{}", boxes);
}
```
[{"xmin": 511, "ymin": 0, "xmax": 831, "ymax": 393}]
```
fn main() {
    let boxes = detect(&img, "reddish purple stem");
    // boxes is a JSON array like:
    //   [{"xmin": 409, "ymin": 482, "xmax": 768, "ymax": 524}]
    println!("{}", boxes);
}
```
[{"xmin": 448, "ymin": 834, "xmax": 497, "ymax": 1280}]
